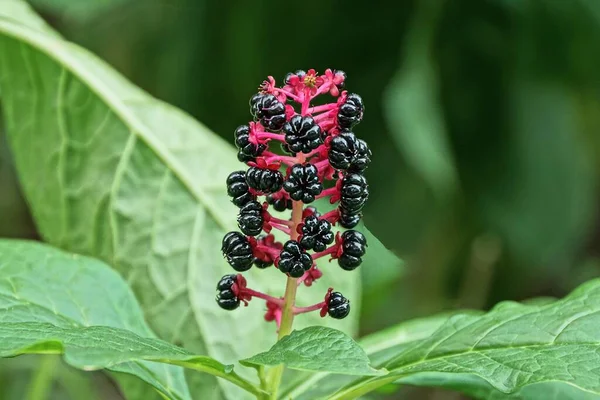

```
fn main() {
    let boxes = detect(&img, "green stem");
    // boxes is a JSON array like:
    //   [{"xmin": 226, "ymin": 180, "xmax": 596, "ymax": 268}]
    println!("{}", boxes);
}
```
[
  {"xmin": 328, "ymin": 376, "xmax": 398, "ymax": 400},
  {"xmin": 26, "ymin": 356, "xmax": 58, "ymax": 400},
  {"xmin": 267, "ymin": 179, "xmax": 305, "ymax": 399}
]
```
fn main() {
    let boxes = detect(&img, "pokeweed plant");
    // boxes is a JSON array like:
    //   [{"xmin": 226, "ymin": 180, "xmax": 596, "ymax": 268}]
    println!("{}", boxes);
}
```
[{"xmin": 2, "ymin": 1, "xmax": 600, "ymax": 400}]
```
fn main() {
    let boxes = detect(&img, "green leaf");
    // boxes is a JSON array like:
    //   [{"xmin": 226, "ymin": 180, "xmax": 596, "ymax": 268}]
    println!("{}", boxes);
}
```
[
  {"xmin": 241, "ymin": 327, "xmax": 383, "ymax": 376},
  {"xmin": 357, "ymin": 224, "xmax": 404, "ymax": 293},
  {"xmin": 328, "ymin": 278, "xmax": 600, "ymax": 399},
  {"xmin": 0, "ymin": 1, "xmax": 360, "ymax": 398},
  {"xmin": 0, "ymin": 240, "xmax": 256, "ymax": 400},
  {"xmin": 384, "ymin": 0, "xmax": 458, "ymax": 198},
  {"xmin": 280, "ymin": 312, "xmax": 461, "ymax": 400},
  {"xmin": 30, "ymin": 0, "xmax": 131, "ymax": 20}
]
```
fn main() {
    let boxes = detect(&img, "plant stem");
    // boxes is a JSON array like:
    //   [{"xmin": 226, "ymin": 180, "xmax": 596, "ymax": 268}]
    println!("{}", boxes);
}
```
[
  {"xmin": 267, "ymin": 154, "xmax": 305, "ymax": 399},
  {"xmin": 26, "ymin": 355, "xmax": 58, "ymax": 400}
]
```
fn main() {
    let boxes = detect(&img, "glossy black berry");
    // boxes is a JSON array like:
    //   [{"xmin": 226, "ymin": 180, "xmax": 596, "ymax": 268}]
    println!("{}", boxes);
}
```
[
  {"xmin": 338, "ymin": 230, "xmax": 367, "ymax": 271},
  {"xmin": 340, "ymin": 173, "xmax": 368, "ymax": 214},
  {"xmin": 338, "ymin": 208, "xmax": 361, "ymax": 229},
  {"xmin": 283, "ymin": 163, "xmax": 323, "ymax": 204},
  {"xmin": 329, "ymin": 130, "xmax": 371, "ymax": 173},
  {"xmin": 283, "ymin": 115, "xmax": 323, "ymax": 154},
  {"xmin": 278, "ymin": 240, "xmax": 313, "ymax": 278},
  {"xmin": 234, "ymin": 125, "xmax": 266, "ymax": 162},
  {"xmin": 299, "ymin": 215, "xmax": 334, "ymax": 252},
  {"xmin": 249, "ymin": 93, "xmax": 286, "ymax": 131},
  {"xmin": 266, "ymin": 194, "xmax": 292, "ymax": 212},
  {"xmin": 302, "ymin": 206, "xmax": 321, "ymax": 219},
  {"xmin": 237, "ymin": 201, "xmax": 264, "ymax": 236},
  {"xmin": 337, "ymin": 93, "xmax": 364, "ymax": 128},
  {"xmin": 246, "ymin": 167, "xmax": 284, "ymax": 194},
  {"xmin": 227, "ymin": 171, "xmax": 255, "ymax": 207},
  {"xmin": 284, "ymin": 70, "xmax": 306, "ymax": 85},
  {"xmin": 221, "ymin": 232, "xmax": 254, "ymax": 271},
  {"xmin": 216, "ymin": 274, "xmax": 240, "ymax": 310},
  {"xmin": 253, "ymin": 235, "xmax": 281, "ymax": 269},
  {"xmin": 328, "ymin": 292, "xmax": 350, "ymax": 319}
]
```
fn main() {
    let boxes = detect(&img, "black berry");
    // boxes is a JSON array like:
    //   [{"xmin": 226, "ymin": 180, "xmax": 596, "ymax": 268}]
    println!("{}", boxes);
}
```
[
  {"xmin": 250, "ymin": 93, "xmax": 286, "ymax": 131},
  {"xmin": 216, "ymin": 274, "xmax": 240, "ymax": 310},
  {"xmin": 237, "ymin": 201, "xmax": 264, "ymax": 236},
  {"xmin": 302, "ymin": 206, "xmax": 321, "ymax": 219},
  {"xmin": 340, "ymin": 173, "xmax": 368, "ymax": 214},
  {"xmin": 299, "ymin": 215, "xmax": 334, "ymax": 252},
  {"xmin": 221, "ymin": 232, "xmax": 254, "ymax": 271},
  {"xmin": 327, "ymin": 292, "xmax": 350, "ymax": 319},
  {"xmin": 283, "ymin": 115, "xmax": 323, "ymax": 154},
  {"xmin": 253, "ymin": 235, "xmax": 282, "ymax": 269},
  {"xmin": 246, "ymin": 166, "xmax": 284, "ymax": 194},
  {"xmin": 338, "ymin": 208, "xmax": 361, "ymax": 229},
  {"xmin": 278, "ymin": 240, "xmax": 313, "ymax": 278},
  {"xmin": 283, "ymin": 163, "xmax": 323, "ymax": 204},
  {"xmin": 234, "ymin": 125, "xmax": 266, "ymax": 162},
  {"xmin": 338, "ymin": 230, "xmax": 367, "ymax": 271},
  {"xmin": 227, "ymin": 171, "xmax": 255, "ymax": 207},
  {"xmin": 328, "ymin": 130, "xmax": 371, "ymax": 173},
  {"xmin": 337, "ymin": 93, "xmax": 364, "ymax": 128},
  {"xmin": 266, "ymin": 193, "xmax": 292, "ymax": 212}
]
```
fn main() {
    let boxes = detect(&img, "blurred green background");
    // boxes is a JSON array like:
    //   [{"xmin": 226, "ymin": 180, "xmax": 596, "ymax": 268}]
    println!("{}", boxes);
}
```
[{"xmin": 2, "ymin": 0, "xmax": 600, "ymax": 398}]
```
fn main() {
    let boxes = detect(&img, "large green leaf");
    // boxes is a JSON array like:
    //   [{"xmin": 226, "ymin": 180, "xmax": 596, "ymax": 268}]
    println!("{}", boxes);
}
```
[
  {"xmin": 241, "ymin": 327, "xmax": 383, "ymax": 376},
  {"xmin": 0, "ymin": 1, "xmax": 360, "ymax": 398},
  {"xmin": 30, "ymin": 0, "xmax": 131, "ymax": 20},
  {"xmin": 384, "ymin": 0, "xmax": 457, "ymax": 199},
  {"xmin": 0, "ymin": 240, "xmax": 260, "ymax": 400},
  {"xmin": 280, "ymin": 312, "xmax": 460, "ymax": 399},
  {"xmin": 326, "ymin": 278, "xmax": 600, "ymax": 399}
]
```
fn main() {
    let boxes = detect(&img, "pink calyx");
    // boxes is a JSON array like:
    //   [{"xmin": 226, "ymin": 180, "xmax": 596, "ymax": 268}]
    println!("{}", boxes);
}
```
[
  {"xmin": 321, "ymin": 209, "xmax": 341, "ymax": 224},
  {"xmin": 297, "ymin": 266, "xmax": 323, "ymax": 287}
]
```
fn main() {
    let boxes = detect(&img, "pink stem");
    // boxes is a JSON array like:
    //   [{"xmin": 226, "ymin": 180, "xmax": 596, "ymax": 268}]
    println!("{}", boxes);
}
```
[
  {"xmin": 306, "ymin": 103, "xmax": 338, "ymax": 114},
  {"xmin": 256, "ymin": 245, "xmax": 280, "ymax": 259},
  {"xmin": 303, "ymin": 147, "xmax": 322, "ymax": 158},
  {"xmin": 278, "ymin": 88, "xmax": 302, "ymax": 103},
  {"xmin": 293, "ymin": 302, "xmax": 326, "ymax": 314},
  {"xmin": 301, "ymin": 89, "xmax": 310, "ymax": 116},
  {"xmin": 313, "ymin": 110, "xmax": 335, "ymax": 123},
  {"xmin": 264, "ymin": 155, "xmax": 297, "ymax": 166},
  {"xmin": 270, "ymin": 223, "xmax": 291, "ymax": 235},
  {"xmin": 312, "ymin": 159, "xmax": 330, "ymax": 171},
  {"xmin": 316, "ymin": 187, "xmax": 338, "ymax": 199},
  {"xmin": 312, "ymin": 245, "xmax": 339, "ymax": 260},
  {"xmin": 269, "ymin": 216, "xmax": 292, "ymax": 227},
  {"xmin": 242, "ymin": 288, "xmax": 285, "ymax": 307},
  {"xmin": 321, "ymin": 209, "xmax": 340, "ymax": 221},
  {"xmin": 256, "ymin": 132, "xmax": 285, "ymax": 142},
  {"xmin": 311, "ymin": 82, "xmax": 333, "ymax": 99}
]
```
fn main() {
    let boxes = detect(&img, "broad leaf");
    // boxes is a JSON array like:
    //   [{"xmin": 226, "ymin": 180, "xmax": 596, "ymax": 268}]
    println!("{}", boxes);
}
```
[
  {"xmin": 280, "ymin": 312, "xmax": 460, "ymax": 400},
  {"xmin": 241, "ymin": 327, "xmax": 382, "ymax": 376},
  {"xmin": 384, "ymin": 0, "xmax": 457, "ymax": 198},
  {"xmin": 0, "ymin": 240, "xmax": 245, "ymax": 400},
  {"xmin": 30, "ymin": 0, "xmax": 131, "ymax": 20},
  {"xmin": 0, "ymin": 1, "xmax": 360, "ymax": 398},
  {"xmin": 327, "ymin": 278, "xmax": 600, "ymax": 399}
]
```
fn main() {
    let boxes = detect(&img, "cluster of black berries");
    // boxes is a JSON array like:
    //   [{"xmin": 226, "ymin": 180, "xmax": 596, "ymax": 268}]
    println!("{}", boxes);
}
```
[{"xmin": 216, "ymin": 69, "xmax": 371, "ymax": 324}]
